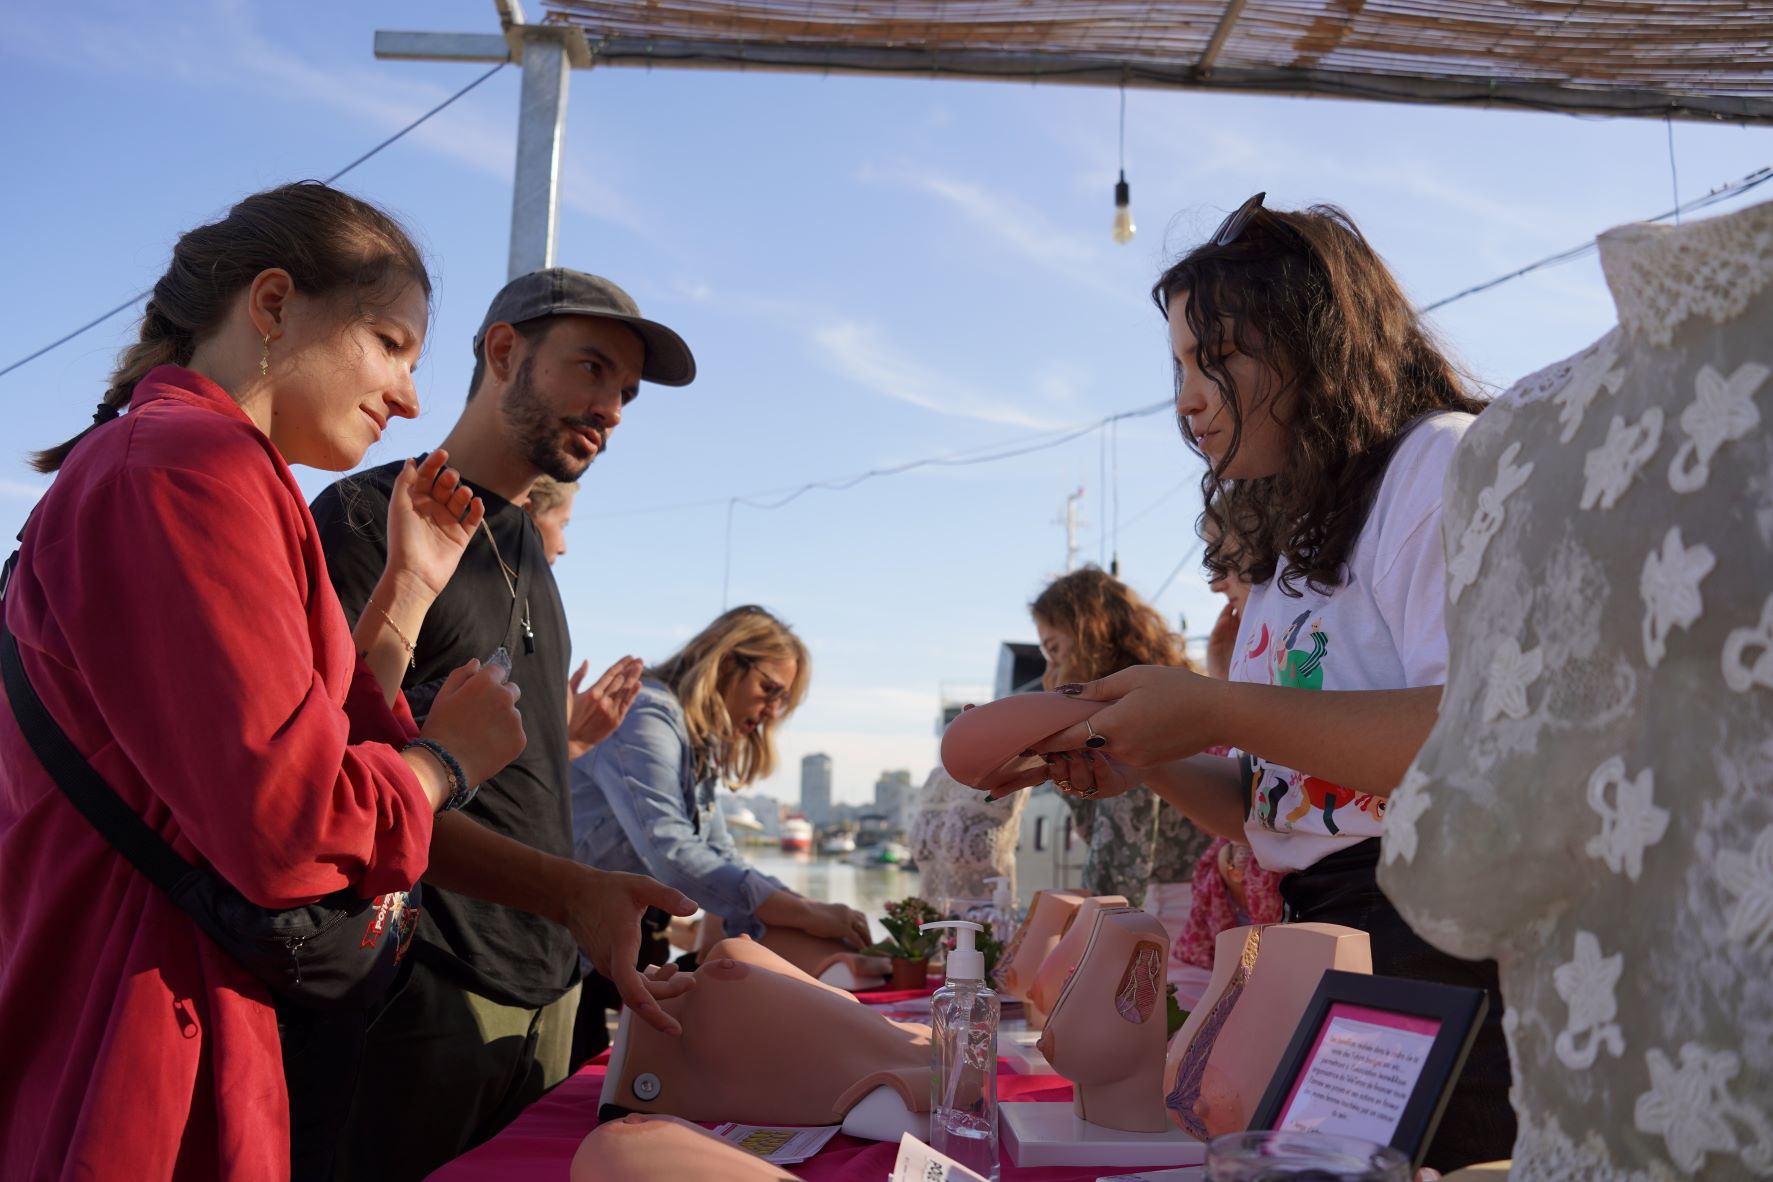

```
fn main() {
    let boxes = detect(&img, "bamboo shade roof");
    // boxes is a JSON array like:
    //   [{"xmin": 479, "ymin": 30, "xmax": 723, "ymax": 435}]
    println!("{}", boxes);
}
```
[{"xmin": 538, "ymin": 1, "xmax": 1773, "ymax": 123}]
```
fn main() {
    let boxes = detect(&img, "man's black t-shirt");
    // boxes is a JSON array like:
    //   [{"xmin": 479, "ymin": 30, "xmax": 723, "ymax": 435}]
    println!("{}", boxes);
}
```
[{"xmin": 311, "ymin": 461, "xmax": 577, "ymax": 1009}]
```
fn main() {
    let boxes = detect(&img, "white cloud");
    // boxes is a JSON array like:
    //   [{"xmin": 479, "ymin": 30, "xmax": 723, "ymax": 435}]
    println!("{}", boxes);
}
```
[
  {"xmin": 859, "ymin": 162, "xmax": 1144, "ymax": 309},
  {"xmin": 812, "ymin": 320, "xmax": 1067, "ymax": 429}
]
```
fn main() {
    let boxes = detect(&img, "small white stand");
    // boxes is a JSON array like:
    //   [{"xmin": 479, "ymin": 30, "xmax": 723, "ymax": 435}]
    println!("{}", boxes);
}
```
[
  {"xmin": 998, "ymin": 1018, "xmax": 1053, "ymax": 1075},
  {"xmin": 1000, "ymin": 1102, "xmax": 1205, "ymax": 1169}
]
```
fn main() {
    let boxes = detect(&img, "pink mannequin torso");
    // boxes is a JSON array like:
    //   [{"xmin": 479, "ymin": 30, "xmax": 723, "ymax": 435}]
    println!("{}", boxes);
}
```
[
  {"xmin": 760, "ymin": 927, "xmax": 890, "ymax": 989},
  {"xmin": 570, "ymin": 1114, "xmax": 798, "ymax": 1181},
  {"xmin": 599, "ymin": 936, "xmax": 932, "ymax": 1128},
  {"xmin": 994, "ymin": 889, "xmax": 1086, "ymax": 1000},
  {"xmin": 1035, "ymin": 906, "xmax": 1173, "ymax": 1133},
  {"xmin": 1162, "ymin": 923, "xmax": 1371, "ymax": 1139},
  {"xmin": 1025, "ymin": 895, "xmax": 1129, "ymax": 1030}
]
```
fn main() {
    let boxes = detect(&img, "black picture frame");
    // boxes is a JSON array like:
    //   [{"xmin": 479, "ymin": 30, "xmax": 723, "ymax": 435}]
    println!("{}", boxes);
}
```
[{"xmin": 1247, "ymin": 970, "xmax": 1489, "ymax": 1169}]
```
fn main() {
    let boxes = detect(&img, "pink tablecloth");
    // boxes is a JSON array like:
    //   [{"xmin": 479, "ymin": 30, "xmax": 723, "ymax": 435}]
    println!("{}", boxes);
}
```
[
  {"xmin": 426, "ymin": 987, "xmax": 1125, "ymax": 1182},
  {"xmin": 425, "ymin": 1058, "xmax": 1099, "ymax": 1182}
]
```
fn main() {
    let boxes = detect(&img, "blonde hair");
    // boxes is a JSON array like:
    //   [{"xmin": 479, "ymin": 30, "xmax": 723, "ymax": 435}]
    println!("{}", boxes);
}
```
[
  {"xmin": 525, "ymin": 475, "xmax": 578, "ymax": 516},
  {"xmin": 648, "ymin": 605, "xmax": 809, "ymax": 788}
]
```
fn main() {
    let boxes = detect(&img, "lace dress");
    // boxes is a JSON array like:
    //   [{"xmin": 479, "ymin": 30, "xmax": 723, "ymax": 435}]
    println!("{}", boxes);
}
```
[{"xmin": 1379, "ymin": 199, "xmax": 1773, "ymax": 1180}]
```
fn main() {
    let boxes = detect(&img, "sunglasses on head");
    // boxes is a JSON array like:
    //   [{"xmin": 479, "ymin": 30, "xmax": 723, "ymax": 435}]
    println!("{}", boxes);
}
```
[{"xmin": 1210, "ymin": 191, "xmax": 1268, "ymax": 247}]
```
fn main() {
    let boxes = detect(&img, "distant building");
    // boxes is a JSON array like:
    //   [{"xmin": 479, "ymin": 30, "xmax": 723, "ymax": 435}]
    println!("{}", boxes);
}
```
[
  {"xmin": 800, "ymin": 753, "xmax": 833, "ymax": 827},
  {"xmin": 873, "ymin": 769, "xmax": 913, "ymax": 832},
  {"xmin": 1015, "ymin": 783, "xmax": 1089, "ymax": 896}
]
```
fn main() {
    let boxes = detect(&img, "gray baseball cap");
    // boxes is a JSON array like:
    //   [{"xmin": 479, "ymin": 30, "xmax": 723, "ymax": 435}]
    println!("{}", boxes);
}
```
[{"xmin": 472, "ymin": 268, "xmax": 696, "ymax": 387}]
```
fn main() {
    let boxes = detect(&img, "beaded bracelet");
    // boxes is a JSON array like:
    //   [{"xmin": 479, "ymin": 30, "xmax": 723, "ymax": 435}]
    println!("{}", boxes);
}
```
[{"xmin": 405, "ymin": 738, "xmax": 476, "ymax": 811}]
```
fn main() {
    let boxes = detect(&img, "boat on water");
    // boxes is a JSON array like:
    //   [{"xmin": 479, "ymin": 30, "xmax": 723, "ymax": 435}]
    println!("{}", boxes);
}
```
[
  {"xmin": 848, "ymin": 840, "xmax": 912, "ymax": 868},
  {"xmin": 820, "ymin": 832, "xmax": 857, "ymax": 855},
  {"xmin": 724, "ymin": 805, "xmax": 764, "ymax": 833},
  {"xmin": 780, "ymin": 817, "xmax": 814, "ymax": 852}
]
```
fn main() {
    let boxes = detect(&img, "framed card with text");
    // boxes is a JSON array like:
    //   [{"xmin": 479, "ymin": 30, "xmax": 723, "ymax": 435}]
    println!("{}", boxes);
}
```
[{"xmin": 1247, "ymin": 970, "xmax": 1489, "ymax": 1169}]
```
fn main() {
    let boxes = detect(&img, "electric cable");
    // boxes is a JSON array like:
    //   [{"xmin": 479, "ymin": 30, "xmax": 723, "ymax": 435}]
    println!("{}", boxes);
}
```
[
  {"xmin": 1422, "ymin": 160, "xmax": 1772, "ymax": 313},
  {"xmin": 0, "ymin": 61, "xmax": 508, "ymax": 381}
]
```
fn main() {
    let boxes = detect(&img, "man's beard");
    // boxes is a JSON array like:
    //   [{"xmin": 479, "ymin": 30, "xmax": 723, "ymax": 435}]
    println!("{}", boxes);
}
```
[{"xmin": 500, "ymin": 354, "xmax": 606, "ymax": 483}]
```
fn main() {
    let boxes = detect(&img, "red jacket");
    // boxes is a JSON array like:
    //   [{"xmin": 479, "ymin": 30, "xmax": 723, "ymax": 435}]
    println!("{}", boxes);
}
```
[{"xmin": 0, "ymin": 367, "xmax": 433, "ymax": 1181}]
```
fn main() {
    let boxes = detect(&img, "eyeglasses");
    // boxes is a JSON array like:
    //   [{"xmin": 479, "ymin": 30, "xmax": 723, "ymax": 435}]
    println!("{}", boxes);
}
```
[
  {"xmin": 1210, "ymin": 191, "xmax": 1268, "ymax": 247},
  {"xmin": 737, "ymin": 656, "xmax": 790, "ymax": 706}
]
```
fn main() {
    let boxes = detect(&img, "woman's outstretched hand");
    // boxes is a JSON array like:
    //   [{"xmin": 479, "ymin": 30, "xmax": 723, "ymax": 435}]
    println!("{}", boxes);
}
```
[{"xmin": 385, "ymin": 451, "xmax": 485, "ymax": 599}]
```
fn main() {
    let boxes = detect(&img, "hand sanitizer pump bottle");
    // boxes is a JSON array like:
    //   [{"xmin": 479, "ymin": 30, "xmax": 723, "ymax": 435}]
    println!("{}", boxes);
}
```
[{"xmin": 920, "ymin": 920, "xmax": 1001, "ymax": 1181}]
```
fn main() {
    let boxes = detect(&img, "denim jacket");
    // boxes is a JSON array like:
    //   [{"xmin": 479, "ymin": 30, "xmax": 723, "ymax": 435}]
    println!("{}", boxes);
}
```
[{"xmin": 571, "ymin": 681, "xmax": 784, "ymax": 938}]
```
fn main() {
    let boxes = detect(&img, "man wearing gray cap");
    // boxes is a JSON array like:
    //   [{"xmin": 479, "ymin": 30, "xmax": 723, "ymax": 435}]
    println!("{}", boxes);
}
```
[{"xmin": 310, "ymin": 270, "xmax": 699, "ymax": 1181}]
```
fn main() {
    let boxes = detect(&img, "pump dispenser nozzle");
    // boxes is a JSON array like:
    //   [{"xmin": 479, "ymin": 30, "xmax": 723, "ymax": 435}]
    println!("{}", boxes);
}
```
[{"xmin": 920, "ymin": 920, "xmax": 985, "ymax": 982}]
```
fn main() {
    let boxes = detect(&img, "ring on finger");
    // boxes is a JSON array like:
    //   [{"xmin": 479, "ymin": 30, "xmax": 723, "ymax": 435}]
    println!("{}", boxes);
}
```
[
  {"xmin": 1055, "ymin": 778, "xmax": 1074, "ymax": 793},
  {"xmin": 1079, "ymin": 784, "xmax": 1099, "ymax": 797}
]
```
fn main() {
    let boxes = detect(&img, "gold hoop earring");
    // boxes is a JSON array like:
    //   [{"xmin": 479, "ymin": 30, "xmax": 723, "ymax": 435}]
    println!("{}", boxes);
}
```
[{"xmin": 259, "ymin": 333, "xmax": 270, "ymax": 378}]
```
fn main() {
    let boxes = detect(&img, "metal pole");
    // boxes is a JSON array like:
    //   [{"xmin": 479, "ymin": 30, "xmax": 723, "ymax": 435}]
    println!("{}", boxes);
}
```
[{"xmin": 509, "ymin": 28, "xmax": 572, "ymax": 278}]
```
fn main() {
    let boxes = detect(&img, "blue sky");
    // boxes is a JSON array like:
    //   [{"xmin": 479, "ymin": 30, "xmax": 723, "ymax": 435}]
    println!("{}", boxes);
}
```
[{"xmin": 4, "ymin": 1, "xmax": 1771, "ymax": 806}]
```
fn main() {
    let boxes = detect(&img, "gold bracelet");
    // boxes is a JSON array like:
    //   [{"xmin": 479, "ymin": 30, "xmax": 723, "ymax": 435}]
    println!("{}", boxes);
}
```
[{"xmin": 366, "ymin": 598, "xmax": 417, "ymax": 668}]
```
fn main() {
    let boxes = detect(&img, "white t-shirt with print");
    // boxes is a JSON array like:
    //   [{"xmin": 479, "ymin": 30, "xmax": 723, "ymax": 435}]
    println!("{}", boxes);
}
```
[{"xmin": 1232, "ymin": 411, "xmax": 1473, "ymax": 874}]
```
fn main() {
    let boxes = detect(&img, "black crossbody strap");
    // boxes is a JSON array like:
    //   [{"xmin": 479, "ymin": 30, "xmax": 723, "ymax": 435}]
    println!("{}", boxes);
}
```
[{"xmin": 0, "ymin": 606, "xmax": 210, "ymax": 902}]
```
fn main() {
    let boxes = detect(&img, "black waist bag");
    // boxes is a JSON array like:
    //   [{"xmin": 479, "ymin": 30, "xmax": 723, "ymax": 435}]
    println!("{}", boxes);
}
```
[{"xmin": 1, "ymin": 599, "xmax": 418, "ymax": 1011}]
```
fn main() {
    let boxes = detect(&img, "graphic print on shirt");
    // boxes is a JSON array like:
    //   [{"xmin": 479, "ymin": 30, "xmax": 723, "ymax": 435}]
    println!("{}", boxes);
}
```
[{"xmin": 1249, "ymin": 610, "xmax": 1383, "ymax": 835}]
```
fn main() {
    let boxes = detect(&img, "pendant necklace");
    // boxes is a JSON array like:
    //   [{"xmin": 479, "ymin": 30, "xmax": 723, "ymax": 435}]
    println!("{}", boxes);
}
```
[{"xmin": 479, "ymin": 517, "xmax": 535, "ymax": 655}]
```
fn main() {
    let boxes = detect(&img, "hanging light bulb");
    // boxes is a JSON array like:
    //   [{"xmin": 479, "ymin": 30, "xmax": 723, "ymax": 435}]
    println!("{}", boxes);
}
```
[
  {"xmin": 1112, "ymin": 170, "xmax": 1136, "ymax": 245},
  {"xmin": 1110, "ymin": 84, "xmax": 1135, "ymax": 245}
]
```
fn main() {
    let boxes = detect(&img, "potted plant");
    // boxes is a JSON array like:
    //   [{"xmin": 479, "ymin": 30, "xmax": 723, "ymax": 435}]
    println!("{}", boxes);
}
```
[{"xmin": 865, "ymin": 896, "xmax": 943, "ymax": 989}]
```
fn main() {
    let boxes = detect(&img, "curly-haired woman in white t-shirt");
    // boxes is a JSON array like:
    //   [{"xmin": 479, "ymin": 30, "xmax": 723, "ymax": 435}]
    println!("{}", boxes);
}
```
[{"xmin": 984, "ymin": 195, "xmax": 1510, "ymax": 1171}]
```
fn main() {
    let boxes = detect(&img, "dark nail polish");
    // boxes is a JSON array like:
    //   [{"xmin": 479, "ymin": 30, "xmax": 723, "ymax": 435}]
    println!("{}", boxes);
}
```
[{"xmin": 1054, "ymin": 683, "xmax": 1084, "ymax": 696}]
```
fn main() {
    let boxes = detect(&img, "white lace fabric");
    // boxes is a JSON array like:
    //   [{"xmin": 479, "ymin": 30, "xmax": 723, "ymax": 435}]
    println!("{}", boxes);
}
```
[
  {"xmin": 1379, "ymin": 199, "xmax": 1773, "ymax": 1180},
  {"xmin": 906, "ymin": 767, "xmax": 1025, "ymax": 910}
]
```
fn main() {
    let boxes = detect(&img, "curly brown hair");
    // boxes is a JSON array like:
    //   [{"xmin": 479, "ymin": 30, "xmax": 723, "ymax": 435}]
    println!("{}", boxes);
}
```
[
  {"xmin": 1153, "ymin": 203, "xmax": 1485, "ymax": 597},
  {"xmin": 1031, "ymin": 567, "xmax": 1193, "ymax": 681}
]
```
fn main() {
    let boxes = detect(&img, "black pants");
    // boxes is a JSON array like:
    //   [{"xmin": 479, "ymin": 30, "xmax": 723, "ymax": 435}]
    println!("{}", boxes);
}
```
[{"xmin": 1281, "ymin": 839, "xmax": 1516, "ymax": 1172}]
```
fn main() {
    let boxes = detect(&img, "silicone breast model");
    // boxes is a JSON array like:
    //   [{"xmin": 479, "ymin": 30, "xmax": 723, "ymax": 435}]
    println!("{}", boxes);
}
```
[
  {"xmin": 1035, "ymin": 906, "xmax": 1173, "ymax": 1133},
  {"xmin": 1163, "ymin": 922, "xmax": 1370, "ymax": 1139},
  {"xmin": 598, "ymin": 936, "xmax": 932, "ymax": 1135},
  {"xmin": 993, "ymin": 889, "xmax": 1086, "ymax": 1000},
  {"xmin": 1025, "ymin": 895, "xmax": 1129, "ymax": 1030},
  {"xmin": 939, "ymin": 692, "xmax": 1105, "ymax": 789},
  {"xmin": 759, "ymin": 927, "xmax": 891, "ymax": 991},
  {"xmin": 570, "ymin": 1114, "xmax": 797, "ymax": 1181}
]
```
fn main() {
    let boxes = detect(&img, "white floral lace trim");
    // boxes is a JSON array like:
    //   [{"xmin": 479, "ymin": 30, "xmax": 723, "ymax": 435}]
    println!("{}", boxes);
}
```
[
  {"xmin": 1585, "ymin": 756, "xmax": 1669, "ymax": 882},
  {"xmin": 1449, "ymin": 442, "xmax": 1535, "ymax": 603},
  {"xmin": 1582, "ymin": 409, "xmax": 1663, "ymax": 510},
  {"xmin": 1634, "ymin": 1043, "xmax": 1773, "ymax": 1175},
  {"xmin": 1380, "ymin": 767, "xmax": 1431, "ymax": 866},
  {"xmin": 1513, "ymin": 1108, "xmax": 1678, "ymax": 1182},
  {"xmin": 1483, "ymin": 636, "xmax": 1544, "ymax": 721},
  {"xmin": 1600, "ymin": 201, "xmax": 1773, "ymax": 347},
  {"xmin": 1639, "ymin": 526, "xmax": 1716, "ymax": 668},
  {"xmin": 1556, "ymin": 335, "xmax": 1627, "ymax": 443},
  {"xmin": 1723, "ymin": 595, "xmax": 1773, "ymax": 694},
  {"xmin": 1667, "ymin": 361, "xmax": 1768, "ymax": 494},
  {"xmin": 1552, "ymin": 930, "xmax": 1626, "ymax": 1071},
  {"xmin": 1717, "ymin": 825, "xmax": 1773, "ymax": 951}
]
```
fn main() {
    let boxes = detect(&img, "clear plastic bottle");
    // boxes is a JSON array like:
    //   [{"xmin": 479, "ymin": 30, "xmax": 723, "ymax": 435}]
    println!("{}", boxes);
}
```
[{"xmin": 921, "ymin": 920, "xmax": 1001, "ymax": 1181}]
